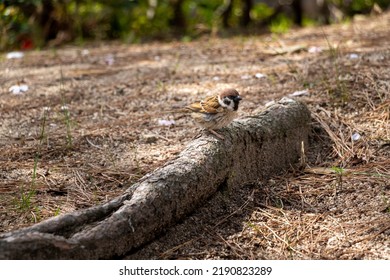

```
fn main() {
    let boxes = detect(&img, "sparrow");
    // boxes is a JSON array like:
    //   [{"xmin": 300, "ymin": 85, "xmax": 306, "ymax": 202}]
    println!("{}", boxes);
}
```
[{"xmin": 183, "ymin": 88, "xmax": 242, "ymax": 139}]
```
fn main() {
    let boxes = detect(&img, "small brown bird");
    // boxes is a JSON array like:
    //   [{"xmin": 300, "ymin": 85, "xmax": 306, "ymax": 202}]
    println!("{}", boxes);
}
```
[{"xmin": 184, "ymin": 88, "xmax": 242, "ymax": 139}]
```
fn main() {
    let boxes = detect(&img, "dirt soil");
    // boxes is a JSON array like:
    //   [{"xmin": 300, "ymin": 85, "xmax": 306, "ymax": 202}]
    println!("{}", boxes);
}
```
[{"xmin": 1, "ymin": 12, "xmax": 389, "ymax": 259}]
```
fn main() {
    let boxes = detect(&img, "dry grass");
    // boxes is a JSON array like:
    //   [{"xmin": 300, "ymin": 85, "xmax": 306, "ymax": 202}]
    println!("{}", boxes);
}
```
[{"xmin": 1, "ymin": 12, "xmax": 390, "ymax": 259}]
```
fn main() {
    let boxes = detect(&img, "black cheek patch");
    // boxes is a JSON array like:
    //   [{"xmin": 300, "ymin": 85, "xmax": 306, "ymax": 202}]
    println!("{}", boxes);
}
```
[{"xmin": 223, "ymin": 99, "xmax": 231, "ymax": 106}]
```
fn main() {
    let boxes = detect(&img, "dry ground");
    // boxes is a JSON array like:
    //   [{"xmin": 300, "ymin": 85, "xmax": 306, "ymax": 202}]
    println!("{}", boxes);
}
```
[{"xmin": 1, "ymin": 12, "xmax": 389, "ymax": 259}]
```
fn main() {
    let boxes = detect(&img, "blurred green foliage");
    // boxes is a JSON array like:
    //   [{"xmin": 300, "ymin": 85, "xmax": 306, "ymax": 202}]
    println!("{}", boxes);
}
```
[
  {"xmin": 269, "ymin": 13, "xmax": 293, "ymax": 34},
  {"xmin": 1, "ymin": 0, "xmax": 389, "ymax": 50}
]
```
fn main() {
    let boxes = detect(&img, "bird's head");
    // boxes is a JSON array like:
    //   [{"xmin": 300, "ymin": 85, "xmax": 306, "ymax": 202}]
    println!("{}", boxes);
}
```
[{"xmin": 217, "ymin": 88, "xmax": 242, "ymax": 111}]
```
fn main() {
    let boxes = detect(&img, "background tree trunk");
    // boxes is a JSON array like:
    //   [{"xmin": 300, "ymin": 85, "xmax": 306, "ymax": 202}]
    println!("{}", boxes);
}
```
[
  {"xmin": 221, "ymin": 0, "xmax": 233, "ymax": 28},
  {"xmin": 240, "ymin": 0, "xmax": 253, "ymax": 26},
  {"xmin": 169, "ymin": 0, "xmax": 186, "ymax": 31},
  {"xmin": 0, "ymin": 98, "xmax": 311, "ymax": 259}
]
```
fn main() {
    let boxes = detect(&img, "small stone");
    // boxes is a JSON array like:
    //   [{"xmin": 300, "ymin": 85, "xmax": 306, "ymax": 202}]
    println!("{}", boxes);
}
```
[{"xmin": 143, "ymin": 134, "xmax": 158, "ymax": 144}]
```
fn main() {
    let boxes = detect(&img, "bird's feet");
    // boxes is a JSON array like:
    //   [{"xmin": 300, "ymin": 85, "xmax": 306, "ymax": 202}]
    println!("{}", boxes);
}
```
[{"xmin": 208, "ymin": 129, "xmax": 225, "ymax": 140}]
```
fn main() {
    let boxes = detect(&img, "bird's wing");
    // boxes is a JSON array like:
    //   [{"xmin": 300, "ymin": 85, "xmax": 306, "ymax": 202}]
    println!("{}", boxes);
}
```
[{"xmin": 187, "ymin": 95, "xmax": 222, "ymax": 114}]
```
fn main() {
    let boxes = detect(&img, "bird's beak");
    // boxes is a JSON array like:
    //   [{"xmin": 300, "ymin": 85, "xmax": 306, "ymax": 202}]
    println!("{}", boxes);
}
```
[{"xmin": 235, "ymin": 96, "xmax": 242, "ymax": 101}]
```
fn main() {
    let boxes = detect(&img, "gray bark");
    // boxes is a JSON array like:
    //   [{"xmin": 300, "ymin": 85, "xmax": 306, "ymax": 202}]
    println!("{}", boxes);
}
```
[{"xmin": 0, "ymin": 98, "xmax": 311, "ymax": 259}]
